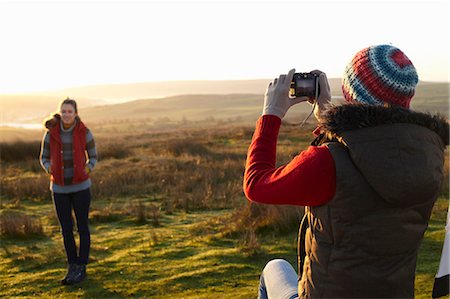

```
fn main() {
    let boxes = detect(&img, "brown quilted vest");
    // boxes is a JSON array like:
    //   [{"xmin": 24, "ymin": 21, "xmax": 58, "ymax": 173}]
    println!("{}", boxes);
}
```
[{"xmin": 298, "ymin": 105, "xmax": 449, "ymax": 298}]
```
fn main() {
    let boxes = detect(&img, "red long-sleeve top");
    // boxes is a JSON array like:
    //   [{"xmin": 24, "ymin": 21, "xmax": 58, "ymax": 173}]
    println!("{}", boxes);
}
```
[{"xmin": 243, "ymin": 115, "xmax": 336, "ymax": 206}]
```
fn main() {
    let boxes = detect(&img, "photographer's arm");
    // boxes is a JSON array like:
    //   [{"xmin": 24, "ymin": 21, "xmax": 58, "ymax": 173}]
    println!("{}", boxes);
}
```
[{"xmin": 243, "ymin": 115, "xmax": 335, "ymax": 206}]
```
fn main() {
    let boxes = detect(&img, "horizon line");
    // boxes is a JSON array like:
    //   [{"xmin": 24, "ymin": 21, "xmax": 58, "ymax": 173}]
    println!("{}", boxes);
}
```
[{"xmin": 0, "ymin": 78, "xmax": 448, "ymax": 96}]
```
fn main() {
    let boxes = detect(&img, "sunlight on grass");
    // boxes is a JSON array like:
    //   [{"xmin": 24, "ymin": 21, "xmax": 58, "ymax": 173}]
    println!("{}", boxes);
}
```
[{"xmin": 1, "ymin": 122, "xmax": 447, "ymax": 298}]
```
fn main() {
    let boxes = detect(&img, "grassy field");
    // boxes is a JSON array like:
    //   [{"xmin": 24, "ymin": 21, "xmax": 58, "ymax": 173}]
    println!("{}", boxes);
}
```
[
  {"xmin": 1, "ymin": 197, "xmax": 446, "ymax": 298},
  {"xmin": 0, "ymin": 201, "xmax": 299, "ymax": 298},
  {"xmin": 0, "ymin": 120, "xmax": 448, "ymax": 298}
]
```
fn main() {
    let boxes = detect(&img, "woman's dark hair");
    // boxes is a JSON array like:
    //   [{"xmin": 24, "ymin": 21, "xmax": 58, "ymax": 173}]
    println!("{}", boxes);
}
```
[
  {"xmin": 60, "ymin": 97, "xmax": 78, "ymax": 113},
  {"xmin": 43, "ymin": 97, "xmax": 80, "ymax": 129}
]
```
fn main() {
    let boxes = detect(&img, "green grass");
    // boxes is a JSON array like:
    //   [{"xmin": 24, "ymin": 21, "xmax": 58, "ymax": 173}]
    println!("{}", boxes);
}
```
[
  {"xmin": 0, "ymin": 196, "xmax": 296, "ymax": 298},
  {"xmin": 1, "ymin": 196, "xmax": 447, "ymax": 298},
  {"xmin": 415, "ymin": 197, "xmax": 449, "ymax": 299},
  {"xmin": 1, "ymin": 122, "xmax": 448, "ymax": 298}
]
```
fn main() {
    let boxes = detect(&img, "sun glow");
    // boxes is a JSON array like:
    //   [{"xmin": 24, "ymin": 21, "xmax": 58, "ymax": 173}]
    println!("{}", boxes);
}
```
[{"xmin": 0, "ymin": 0, "xmax": 448, "ymax": 94}]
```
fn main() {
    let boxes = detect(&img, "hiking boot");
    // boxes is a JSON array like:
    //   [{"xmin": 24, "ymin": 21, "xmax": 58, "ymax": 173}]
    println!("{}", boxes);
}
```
[
  {"xmin": 61, "ymin": 264, "xmax": 77, "ymax": 285},
  {"xmin": 66, "ymin": 264, "xmax": 87, "ymax": 285}
]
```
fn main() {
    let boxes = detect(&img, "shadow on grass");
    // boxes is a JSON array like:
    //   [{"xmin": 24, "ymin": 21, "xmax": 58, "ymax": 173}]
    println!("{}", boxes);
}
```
[
  {"xmin": 1, "ymin": 235, "xmax": 62, "ymax": 272},
  {"xmin": 144, "ymin": 234, "xmax": 297, "ymax": 293},
  {"xmin": 49, "ymin": 274, "xmax": 128, "ymax": 298}
]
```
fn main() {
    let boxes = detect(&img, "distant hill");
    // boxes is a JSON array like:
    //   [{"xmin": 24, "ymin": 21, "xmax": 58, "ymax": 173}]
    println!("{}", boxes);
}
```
[
  {"xmin": 0, "ymin": 95, "xmax": 107, "ymax": 123},
  {"xmin": 0, "ymin": 78, "xmax": 343, "ymax": 123},
  {"xmin": 77, "ymin": 81, "xmax": 448, "ymax": 125},
  {"xmin": 34, "ymin": 78, "xmax": 343, "ymax": 101},
  {"xmin": 410, "ymin": 81, "xmax": 449, "ymax": 115},
  {"xmin": 78, "ymin": 93, "xmax": 312, "ymax": 125},
  {"xmin": 0, "ymin": 126, "xmax": 43, "ymax": 142},
  {"xmin": 0, "ymin": 79, "xmax": 447, "ymax": 127}
]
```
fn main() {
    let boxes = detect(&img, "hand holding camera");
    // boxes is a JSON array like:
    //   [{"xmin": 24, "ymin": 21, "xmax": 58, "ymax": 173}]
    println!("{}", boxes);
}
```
[
  {"xmin": 290, "ymin": 72, "xmax": 320, "ymax": 100},
  {"xmin": 308, "ymin": 70, "xmax": 332, "ymax": 121},
  {"xmin": 262, "ymin": 69, "xmax": 309, "ymax": 119},
  {"xmin": 262, "ymin": 69, "xmax": 331, "ymax": 121}
]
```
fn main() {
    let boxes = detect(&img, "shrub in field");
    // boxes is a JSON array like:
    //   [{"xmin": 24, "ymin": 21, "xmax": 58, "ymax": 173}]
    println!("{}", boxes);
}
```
[
  {"xmin": 189, "ymin": 215, "xmax": 226, "ymax": 236},
  {"xmin": 0, "ymin": 141, "xmax": 41, "ymax": 162},
  {"xmin": 261, "ymin": 205, "xmax": 304, "ymax": 234},
  {"xmin": 227, "ymin": 202, "xmax": 303, "ymax": 236},
  {"xmin": 148, "ymin": 204, "xmax": 161, "ymax": 227},
  {"xmin": 0, "ymin": 210, "xmax": 45, "ymax": 238},
  {"xmin": 166, "ymin": 139, "xmax": 209, "ymax": 157},
  {"xmin": 239, "ymin": 228, "xmax": 262, "ymax": 257},
  {"xmin": 149, "ymin": 229, "xmax": 159, "ymax": 246},
  {"xmin": 161, "ymin": 198, "xmax": 175, "ymax": 215},
  {"xmin": 97, "ymin": 143, "xmax": 131, "ymax": 160},
  {"xmin": 44, "ymin": 210, "xmax": 60, "ymax": 226},
  {"xmin": 1, "ymin": 173, "xmax": 50, "ymax": 201},
  {"xmin": 125, "ymin": 199, "xmax": 148, "ymax": 224},
  {"xmin": 90, "ymin": 204, "xmax": 123, "ymax": 223}
]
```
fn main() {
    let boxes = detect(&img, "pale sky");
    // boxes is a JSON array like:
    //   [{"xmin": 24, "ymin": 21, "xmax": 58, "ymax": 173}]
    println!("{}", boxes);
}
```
[{"xmin": 0, "ymin": 0, "xmax": 448, "ymax": 94}]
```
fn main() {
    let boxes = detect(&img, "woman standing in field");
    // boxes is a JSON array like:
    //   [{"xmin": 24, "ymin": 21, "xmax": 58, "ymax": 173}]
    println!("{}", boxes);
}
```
[{"xmin": 40, "ymin": 98, "xmax": 97, "ymax": 285}]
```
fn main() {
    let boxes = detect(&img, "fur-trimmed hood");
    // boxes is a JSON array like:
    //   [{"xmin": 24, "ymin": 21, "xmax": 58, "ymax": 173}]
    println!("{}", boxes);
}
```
[
  {"xmin": 319, "ymin": 104, "xmax": 449, "ymax": 145},
  {"xmin": 44, "ymin": 113, "xmax": 82, "ymax": 131},
  {"xmin": 44, "ymin": 113, "xmax": 61, "ymax": 130},
  {"xmin": 318, "ymin": 104, "xmax": 448, "ymax": 206}
]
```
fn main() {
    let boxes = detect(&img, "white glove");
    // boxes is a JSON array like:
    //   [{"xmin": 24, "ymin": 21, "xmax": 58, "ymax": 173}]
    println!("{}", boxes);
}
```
[
  {"xmin": 310, "ymin": 70, "xmax": 332, "ymax": 122},
  {"xmin": 262, "ymin": 69, "xmax": 309, "ymax": 119}
]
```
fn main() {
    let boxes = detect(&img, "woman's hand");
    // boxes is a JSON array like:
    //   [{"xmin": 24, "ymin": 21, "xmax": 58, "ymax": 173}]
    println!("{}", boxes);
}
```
[
  {"xmin": 262, "ymin": 69, "xmax": 309, "ymax": 119},
  {"xmin": 310, "ymin": 70, "xmax": 332, "ymax": 122},
  {"xmin": 85, "ymin": 165, "xmax": 91, "ymax": 174}
]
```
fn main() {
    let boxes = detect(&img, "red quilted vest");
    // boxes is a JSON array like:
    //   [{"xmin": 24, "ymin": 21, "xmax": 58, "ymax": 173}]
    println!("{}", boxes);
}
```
[{"xmin": 49, "ymin": 120, "xmax": 90, "ymax": 185}]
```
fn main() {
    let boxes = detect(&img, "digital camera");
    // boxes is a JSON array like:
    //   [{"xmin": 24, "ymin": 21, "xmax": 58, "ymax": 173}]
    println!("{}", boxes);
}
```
[{"xmin": 290, "ymin": 72, "xmax": 320, "ymax": 99}]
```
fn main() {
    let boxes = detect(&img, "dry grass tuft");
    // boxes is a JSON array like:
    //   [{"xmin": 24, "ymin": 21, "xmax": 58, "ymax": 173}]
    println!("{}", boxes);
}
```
[
  {"xmin": 0, "ymin": 210, "xmax": 45, "ymax": 238},
  {"xmin": 166, "ymin": 139, "xmax": 209, "ymax": 157},
  {"xmin": 148, "ymin": 204, "xmax": 161, "ymax": 227},
  {"xmin": 129, "ymin": 199, "xmax": 147, "ymax": 224},
  {"xmin": 227, "ymin": 202, "xmax": 303, "ymax": 237},
  {"xmin": 124, "ymin": 199, "xmax": 161, "ymax": 225},
  {"xmin": 97, "ymin": 142, "xmax": 132, "ymax": 160},
  {"xmin": 149, "ymin": 230, "xmax": 159, "ymax": 246},
  {"xmin": 90, "ymin": 204, "xmax": 123, "ymax": 223},
  {"xmin": 0, "ymin": 141, "xmax": 41, "ymax": 162},
  {"xmin": 239, "ymin": 228, "xmax": 262, "ymax": 257}
]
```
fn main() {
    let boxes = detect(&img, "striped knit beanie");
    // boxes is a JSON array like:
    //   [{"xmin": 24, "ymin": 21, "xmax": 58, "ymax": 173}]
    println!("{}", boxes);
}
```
[{"xmin": 342, "ymin": 45, "xmax": 418, "ymax": 108}]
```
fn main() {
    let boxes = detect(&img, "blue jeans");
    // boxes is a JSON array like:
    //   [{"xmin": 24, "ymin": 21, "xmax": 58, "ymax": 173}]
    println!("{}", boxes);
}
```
[
  {"xmin": 53, "ymin": 188, "xmax": 91, "ymax": 265},
  {"xmin": 258, "ymin": 259, "xmax": 299, "ymax": 299}
]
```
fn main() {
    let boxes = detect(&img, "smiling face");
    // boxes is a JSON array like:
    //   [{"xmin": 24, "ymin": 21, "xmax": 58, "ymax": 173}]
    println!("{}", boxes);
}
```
[{"xmin": 60, "ymin": 103, "xmax": 77, "ymax": 126}]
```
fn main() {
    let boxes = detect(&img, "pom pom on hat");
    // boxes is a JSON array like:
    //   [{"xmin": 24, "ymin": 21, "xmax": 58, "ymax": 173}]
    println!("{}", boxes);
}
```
[{"xmin": 342, "ymin": 45, "xmax": 418, "ymax": 108}]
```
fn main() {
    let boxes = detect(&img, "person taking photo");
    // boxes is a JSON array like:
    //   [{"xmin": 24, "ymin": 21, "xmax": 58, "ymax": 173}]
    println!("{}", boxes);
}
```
[{"xmin": 243, "ymin": 45, "xmax": 449, "ymax": 298}]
